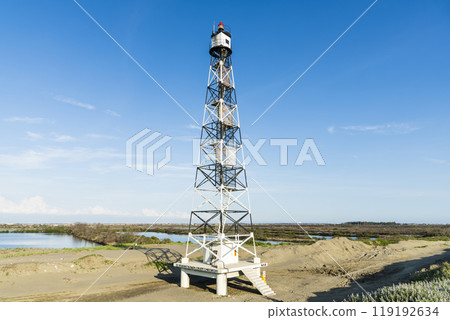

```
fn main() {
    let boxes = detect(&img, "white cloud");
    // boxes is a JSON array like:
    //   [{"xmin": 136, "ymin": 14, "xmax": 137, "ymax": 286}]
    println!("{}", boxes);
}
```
[
  {"xmin": 0, "ymin": 195, "xmax": 128, "ymax": 216},
  {"xmin": 24, "ymin": 132, "xmax": 75, "ymax": 142},
  {"xmin": 0, "ymin": 150, "xmax": 53, "ymax": 169},
  {"xmin": 0, "ymin": 147, "xmax": 122, "ymax": 169},
  {"xmin": 86, "ymin": 133, "xmax": 119, "ymax": 140},
  {"xmin": 142, "ymin": 208, "xmax": 189, "ymax": 219},
  {"xmin": 89, "ymin": 164, "xmax": 125, "ymax": 174},
  {"xmin": 0, "ymin": 195, "xmax": 188, "ymax": 220},
  {"xmin": 187, "ymin": 124, "xmax": 201, "ymax": 130},
  {"xmin": 0, "ymin": 196, "xmax": 130, "ymax": 216},
  {"xmin": 54, "ymin": 96, "xmax": 95, "ymax": 110},
  {"xmin": 173, "ymin": 135, "xmax": 196, "ymax": 142},
  {"xmin": 341, "ymin": 123, "xmax": 417, "ymax": 134},
  {"xmin": 163, "ymin": 164, "xmax": 193, "ymax": 171},
  {"xmin": 74, "ymin": 205, "xmax": 131, "ymax": 216},
  {"xmin": 327, "ymin": 126, "xmax": 335, "ymax": 134},
  {"xmin": 153, "ymin": 164, "xmax": 195, "ymax": 179},
  {"xmin": 53, "ymin": 134, "xmax": 75, "ymax": 142},
  {"xmin": 3, "ymin": 117, "xmax": 45, "ymax": 123},
  {"xmin": 26, "ymin": 131, "xmax": 43, "ymax": 140},
  {"xmin": 0, "ymin": 196, "xmax": 60, "ymax": 214},
  {"xmin": 105, "ymin": 109, "xmax": 120, "ymax": 117}
]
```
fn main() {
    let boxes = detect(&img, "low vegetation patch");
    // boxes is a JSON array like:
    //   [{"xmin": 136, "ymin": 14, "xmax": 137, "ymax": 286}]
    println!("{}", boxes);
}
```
[
  {"xmin": 346, "ymin": 262, "xmax": 450, "ymax": 302},
  {"xmin": 357, "ymin": 238, "xmax": 402, "ymax": 246}
]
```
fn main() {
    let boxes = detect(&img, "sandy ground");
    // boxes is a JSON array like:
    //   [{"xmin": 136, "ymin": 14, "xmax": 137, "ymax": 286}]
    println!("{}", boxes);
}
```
[{"xmin": 0, "ymin": 238, "xmax": 449, "ymax": 302}]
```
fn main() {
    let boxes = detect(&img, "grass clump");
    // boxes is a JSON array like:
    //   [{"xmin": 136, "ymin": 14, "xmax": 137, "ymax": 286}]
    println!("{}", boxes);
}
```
[
  {"xmin": 252, "ymin": 241, "xmax": 311, "ymax": 247},
  {"xmin": 254, "ymin": 241, "xmax": 273, "ymax": 247},
  {"xmin": 423, "ymin": 236, "xmax": 450, "ymax": 242},
  {"xmin": 357, "ymin": 238, "xmax": 401, "ymax": 246}
]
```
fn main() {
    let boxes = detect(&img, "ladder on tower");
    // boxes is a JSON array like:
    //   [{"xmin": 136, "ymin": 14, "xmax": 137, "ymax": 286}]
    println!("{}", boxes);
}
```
[{"xmin": 242, "ymin": 268, "xmax": 276, "ymax": 297}]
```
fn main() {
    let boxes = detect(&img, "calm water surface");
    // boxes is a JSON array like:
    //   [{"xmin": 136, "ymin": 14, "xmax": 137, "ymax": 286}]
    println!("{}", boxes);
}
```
[
  {"xmin": 0, "ymin": 233, "xmax": 99, "ymax": 249},
  {"xmin": 135, "ymin": 231, "xmax": 188, "ymax": 243}
]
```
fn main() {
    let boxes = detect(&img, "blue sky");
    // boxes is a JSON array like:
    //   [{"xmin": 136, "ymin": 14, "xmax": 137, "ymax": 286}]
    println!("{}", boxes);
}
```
[{"xmin": 0, "ymin": 0, "xmax": 449, "ymax": 224}]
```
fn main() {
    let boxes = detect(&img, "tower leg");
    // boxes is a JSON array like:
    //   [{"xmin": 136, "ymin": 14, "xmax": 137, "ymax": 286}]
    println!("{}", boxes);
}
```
[
  {"xmin": 216, "ymin": 274, "xmax": 227, "ymax": 296},
  {"xmin": 180, "ymin": 269, "xmax": 190, "ymax": 288},
  {"xmin": 254, "ymin": 257, "xmax": 261, "ymax": 276}
]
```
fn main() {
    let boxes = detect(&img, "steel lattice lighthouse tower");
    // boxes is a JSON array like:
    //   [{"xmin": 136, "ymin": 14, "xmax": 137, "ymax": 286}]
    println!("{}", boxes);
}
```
[{"xmin": 175, "ymin": 23, "xmax": 275, "ymax": 297}]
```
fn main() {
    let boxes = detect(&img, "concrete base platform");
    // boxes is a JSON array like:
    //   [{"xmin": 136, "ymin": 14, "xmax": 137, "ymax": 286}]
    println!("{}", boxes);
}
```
[{"xmin": 174, "ymin": 259, "xmax": 268, "ymax": 296}]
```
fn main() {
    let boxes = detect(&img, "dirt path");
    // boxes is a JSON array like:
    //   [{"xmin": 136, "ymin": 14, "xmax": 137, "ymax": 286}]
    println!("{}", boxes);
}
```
[{"xmin": 1, "ymin": 238, "xmax": 449, "ymax": 302}]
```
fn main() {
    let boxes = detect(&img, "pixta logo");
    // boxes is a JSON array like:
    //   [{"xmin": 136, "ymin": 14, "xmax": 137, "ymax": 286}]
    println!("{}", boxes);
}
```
[
  {"xmin": 127, "ymin": 129, "xmax": 325, "ymax": 176},
  {"xmin": 126, "ymin": 128, "xmax": 172, "ymax": 175},
  {"xmin": 192, "ymin": 138, "xmax": 325, "ymax": 166},
  {"xmin": 244, "ymin": 138, "xmax": 325, "ymax": 166}
]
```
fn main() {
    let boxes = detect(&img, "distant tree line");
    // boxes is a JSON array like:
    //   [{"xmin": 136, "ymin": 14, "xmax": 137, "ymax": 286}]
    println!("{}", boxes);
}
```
[{"xmin": 67, "ymin": 223, "xmax": 171, "ymax": 245}]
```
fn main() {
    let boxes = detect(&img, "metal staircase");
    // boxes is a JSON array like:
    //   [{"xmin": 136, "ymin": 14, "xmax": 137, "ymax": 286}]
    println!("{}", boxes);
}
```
[{"xmin": 242, "ymin": 268, "xmax": 275, "ymax": 297}]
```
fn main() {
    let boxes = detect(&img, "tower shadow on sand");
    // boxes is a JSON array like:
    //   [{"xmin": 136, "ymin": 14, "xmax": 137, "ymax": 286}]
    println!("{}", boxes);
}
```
[
  {"xmin": 136, "ymin": 247, "xmax": 182, "ymax": 276},
  {"xmin": 135, "ymin": 247, "xmax": 281, "ymax": 300}
]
